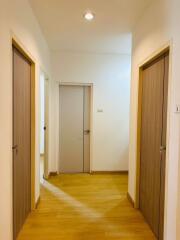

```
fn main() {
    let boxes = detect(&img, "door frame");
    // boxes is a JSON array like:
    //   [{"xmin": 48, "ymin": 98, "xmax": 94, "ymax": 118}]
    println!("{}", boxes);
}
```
[
  {"xmin": 59, "ymin": 82, "xmax": 93, "ymax": 173},
  {"xmin": 12, "ymin": 37, "xmax": 36, "ymax": 211},
  {"xmin": 44, "ymin": 77, "xmax": 49, "ymax": 179},
  {"xmin": 135, "ymin": 44, "xmax": 172, "ymax": 236},
  {"xmin": 39, "ymin": 69, "xmax": 49, "ymax": 180}
]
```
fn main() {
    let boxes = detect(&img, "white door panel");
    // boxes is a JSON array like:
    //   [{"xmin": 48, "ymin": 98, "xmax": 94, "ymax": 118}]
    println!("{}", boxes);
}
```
[
  {"xmin": 59, "ymin": 85, "xmax": 90, "ymax": 173},
  {"xmin": 59, "ymin": 86, "xmax": 84, "ymax": 173},
  {"xmin": 83, "ymin": 87, "xmax": 90, "ymax": 172}
]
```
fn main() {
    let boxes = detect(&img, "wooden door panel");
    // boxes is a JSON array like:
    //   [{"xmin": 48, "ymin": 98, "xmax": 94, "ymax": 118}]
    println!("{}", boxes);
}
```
[
  {"xmin": 139, "ymin": 53, "xmax": 169, "ymax": 239},
  {"xmin": 13, "ymin": 47, "xmax": 31, "ymax": 239},
  {"xmin": 159, "ymin": 54, "xmax": 169, "ymax": 240}
]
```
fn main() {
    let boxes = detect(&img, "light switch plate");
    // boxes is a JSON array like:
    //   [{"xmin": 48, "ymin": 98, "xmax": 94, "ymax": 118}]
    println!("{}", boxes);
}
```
[{"xmin": 97, "ymin": 109, "xmax": 103, "ymax": 113}]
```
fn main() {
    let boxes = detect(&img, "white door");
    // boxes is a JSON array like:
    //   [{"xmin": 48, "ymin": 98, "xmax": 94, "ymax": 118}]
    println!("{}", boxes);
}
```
[
  {"xmin": 44, "ymin": 78, "xmax": 49, "ymax": 179},
  {"xmin": 83, "ymin": 87, "xmax": 91, "ymax": 172},
  {"xmin": 59, "ymin": 85, "xmax": 90, "ymax": 173}
]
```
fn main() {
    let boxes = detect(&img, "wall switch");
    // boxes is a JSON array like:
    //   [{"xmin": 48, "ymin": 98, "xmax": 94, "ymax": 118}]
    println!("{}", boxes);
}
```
[{"xmin": 97, "ymin": 109, "xmax": 103, "ymax": 113}]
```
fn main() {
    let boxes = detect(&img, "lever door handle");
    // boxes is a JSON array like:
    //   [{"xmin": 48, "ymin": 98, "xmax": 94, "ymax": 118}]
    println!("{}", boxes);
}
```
[
  {"xmin": 12, "ymin": 145, "xmax": 18, "ymax": 154},
  {"xmin": 160, "ymin": 146, "xmax": 166, "ymax": 152},
  {"xmin": 84, "ymin": 130, "xmax": 90, "ymax": 135},
  {"xmin": 12, "ymin": 145, "xmax": 18, "ymax": 150}
]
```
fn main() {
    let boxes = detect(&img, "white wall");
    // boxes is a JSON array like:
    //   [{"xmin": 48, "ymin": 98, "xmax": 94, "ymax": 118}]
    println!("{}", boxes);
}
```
[
  {"xmin": 40, "ymin": 72, "xmax": 45, "ymax": 154},
  {"xmin": 51, "ymin": 51, "xmax": 131, "ymax": 172},
  {"xmin": 178, "ymin": 164, "xmax": 180, "ymax": 240},
  {"xmin": 0, "ymin": 0, "xmax": 51, "ymax": 239},
  {"xmin": 128, "ymin": 0, "xmax": 180, "ymax": 239}
]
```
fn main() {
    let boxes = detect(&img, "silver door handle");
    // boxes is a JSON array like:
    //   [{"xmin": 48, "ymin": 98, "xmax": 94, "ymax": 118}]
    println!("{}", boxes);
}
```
[
  {"xmin": 160, "ymin": 146, "xmax": 166, "ymax": 152},
  {"xmin": 12, "ymin": 145, "xmax": 18, "ymax": 150},
  {"xmin": 12, "ymin": 145, "xmax": 18, "ymax": 154},
  {"xmin": 84, "ymin": 130, "xmax": 90, "ymax": 134}
]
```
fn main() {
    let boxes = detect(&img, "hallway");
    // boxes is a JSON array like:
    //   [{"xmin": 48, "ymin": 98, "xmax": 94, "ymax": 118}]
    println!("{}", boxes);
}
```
[{"xmin": 18, "ymin": 174, "xmax": 155, "ymax": 240}]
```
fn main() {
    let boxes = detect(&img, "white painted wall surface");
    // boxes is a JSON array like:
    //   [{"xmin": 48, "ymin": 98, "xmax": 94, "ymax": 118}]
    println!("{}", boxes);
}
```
[
  {"xmin": 128, "ymin": 0, "xmax": 180, "ymax": 239},
  {"xmin": 0, "ymin": 0, "xmax": 51, "ymax": 239},
  {"xmin": 51, "ymin": 51, "xmax": 131, "ymax": 172},
  {"xmin": 178, "ymin": 162, "xmax": 180, "ymax": 240},
  {"xmin": 40, "ymin": 73, "xmax": 45, "ymax": 154}
]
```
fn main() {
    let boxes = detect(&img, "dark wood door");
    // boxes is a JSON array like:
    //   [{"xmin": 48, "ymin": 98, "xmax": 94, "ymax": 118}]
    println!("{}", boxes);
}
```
[
  {"xmin": 13, "ymin": 47, "xmax": 31, "ymax": 239},
  {"xmin": 139, "ymin": 52, "xmax": 169, "ymax": 239}
]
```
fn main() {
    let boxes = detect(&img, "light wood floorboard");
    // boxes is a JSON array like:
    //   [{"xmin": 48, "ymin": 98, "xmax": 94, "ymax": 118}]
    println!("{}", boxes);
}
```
[{"xmin": 18, "ymin": 174, "xmax": 156, "ymax": 240}]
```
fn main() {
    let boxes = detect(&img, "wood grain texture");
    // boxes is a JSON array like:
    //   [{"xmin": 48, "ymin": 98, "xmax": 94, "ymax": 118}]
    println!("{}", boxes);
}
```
[
  {"xmin": 135, "ymin": 67, "xmax": 144, "ymax": 208},
  {"xmin": 49, "ymin": 172, "xmax": 58, "ymax": 177},
  {"xmin": 18, "ymin": 174, "xmax": 155, "ymax": 240},
  {"xmin": 35, "ymin": 197, "xmax": 41, "ymax": 209},
  {"xmin": 13, "ymin": 47, "xmax": 31, "ymax": 239},
  {"xmin": 139, "ymin": 53, "xmax": 169, "ymax": 239},
  {"xmin": 91, "ymin": 171, "xmax": 128, "ymax": 174},
  {"xmin": 30, "ymin": 62, "xmax": 36, "ymax": 210},
  {"xmin": 159, "ymin": 53, "xmax": 169, "ymax": 240},
  {"xmin": 140, "ymin": 56, "xmax": 164, "ymax": 237}
]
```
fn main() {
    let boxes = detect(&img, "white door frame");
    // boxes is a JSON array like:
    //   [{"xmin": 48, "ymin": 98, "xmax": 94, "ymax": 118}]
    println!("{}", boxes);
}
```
[
  {"xmin": 40, "ymin": 69, "xmax": 50, "ymax": 179},
  {"xmin": 59, "ymin": 82, "xmax": 93, "ymax": 173}
]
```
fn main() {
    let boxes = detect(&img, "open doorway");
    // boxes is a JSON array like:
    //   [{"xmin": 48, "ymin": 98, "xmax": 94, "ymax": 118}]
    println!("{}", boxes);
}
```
[{"xmin": 40, "ymin": 71, "xmax": 49, "ymax": 181}]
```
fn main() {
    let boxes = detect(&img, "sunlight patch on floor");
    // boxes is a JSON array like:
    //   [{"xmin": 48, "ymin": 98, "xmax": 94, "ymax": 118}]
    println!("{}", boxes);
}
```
[
  {"xmin": 18, "ymin": 174, "xmax": 155, "ymax": 240},
  {"xmin": 43, "ymin": 180, "xmax": 123, "ymax": 236}
]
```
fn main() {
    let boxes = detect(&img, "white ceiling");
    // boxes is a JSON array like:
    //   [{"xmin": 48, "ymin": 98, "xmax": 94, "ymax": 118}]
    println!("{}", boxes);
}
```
[{"xmin": 29, "ymin": 0, "xmax": 153, "ymax": 54}]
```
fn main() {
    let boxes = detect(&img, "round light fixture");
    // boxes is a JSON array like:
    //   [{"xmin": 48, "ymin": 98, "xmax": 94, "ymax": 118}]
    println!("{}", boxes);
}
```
[{"xmin": 84, "ymin": 11, "xmax": 95, "ymax": 21}]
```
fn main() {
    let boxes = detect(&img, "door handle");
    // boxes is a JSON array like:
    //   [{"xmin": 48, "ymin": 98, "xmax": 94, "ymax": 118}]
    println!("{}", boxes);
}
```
[
  {"xmin": 12, "ymin": 145, "xmax": 18, "ymax": 150},
  {"xmin": 84, "ymin": 130, "xmax": 90, "ymax": 135},
  {"xmin": 12, "ymin": 145, "xmax": 18, "ymax": 153},
  {"xmin": 44, "ymin": 126, "xmax": 47, "ymax": 131},
  {"xmin": 160, "ymin": 146, "xmax": 166, "ymax": 152}
]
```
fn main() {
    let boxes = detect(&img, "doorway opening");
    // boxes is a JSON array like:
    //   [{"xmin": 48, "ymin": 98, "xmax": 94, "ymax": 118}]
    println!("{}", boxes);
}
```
[
  {"xmin": 59, "ymin": 84, "xmax": 92, "ymax": 173},
  {"xmin": 39, "ymin": 71, "xmax": 49, "ymax": 181},
  {"xmin": 136, "ymin": 48, "xmax": 170, "ymax": 240}
]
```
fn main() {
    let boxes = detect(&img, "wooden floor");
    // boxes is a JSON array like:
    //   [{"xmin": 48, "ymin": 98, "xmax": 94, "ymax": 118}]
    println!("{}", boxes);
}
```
[{"xmin": 18, "ymin": 174, "xmax": 156, "ymax": 240}]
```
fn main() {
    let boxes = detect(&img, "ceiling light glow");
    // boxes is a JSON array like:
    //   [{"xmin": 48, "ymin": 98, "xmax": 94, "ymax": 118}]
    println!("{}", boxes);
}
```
[{"xmin": 84, "ymin": 11, "xmax": 95, "ymax": 21}]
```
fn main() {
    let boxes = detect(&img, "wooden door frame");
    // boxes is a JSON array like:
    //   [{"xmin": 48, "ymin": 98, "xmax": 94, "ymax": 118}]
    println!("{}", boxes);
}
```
[
  {"xmin": 12, "ymin": 37, "xmax": 36, "ymax": 211},
  {"xmin": 135, "ymin": 43, "xmax": 172, "ymax": 236},
  {"xmin": 59, "ymin": 82, "xmax": 93, "ymax": 173}
]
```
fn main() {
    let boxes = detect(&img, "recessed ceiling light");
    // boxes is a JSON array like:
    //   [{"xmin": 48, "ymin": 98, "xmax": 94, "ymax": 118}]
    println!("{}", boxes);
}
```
[{"xmin": 84, "ymin": 11, "xmax": 95, "ymax": 21}]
